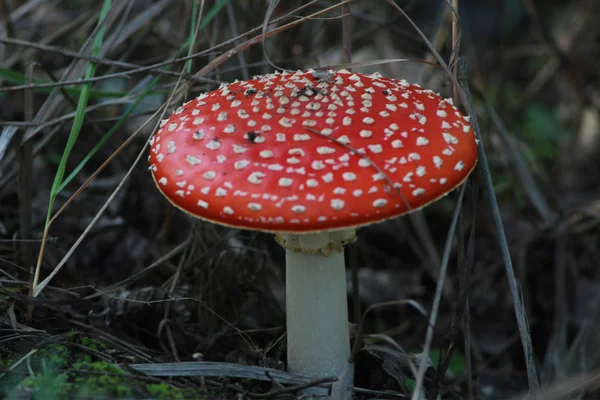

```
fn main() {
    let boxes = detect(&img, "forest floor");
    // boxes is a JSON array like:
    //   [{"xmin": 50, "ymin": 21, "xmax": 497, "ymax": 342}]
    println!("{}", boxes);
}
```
[{"xmin": 1, "ymin": 1, "xmax": 599, "ymax": 399}]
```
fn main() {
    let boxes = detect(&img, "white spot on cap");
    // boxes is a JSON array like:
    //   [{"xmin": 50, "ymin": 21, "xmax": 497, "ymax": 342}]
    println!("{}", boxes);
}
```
[
  {"xmin": 306, "ymin": 179, "xmax": 319, "ymax": 187},
  {"xmin": 206, "ymin": 140, "xmax": 221, "ymax": 150},
  {"xmin": 260, "ymin": 150, "xmax": 274, "ymax": 158},
  {"xmin": 252, "ymin": 135, "xmax": 266, "ymax": 143},
  {"xmin": 360, "ymin": 130, "xmax": 372, "ymax": 138},
  {"xmin": 186, "ymin": 155, "xmax": 201, "ymax": 166},
  {"xmin": 248, "ymin": 171, "xmax": 266, "ymax": 184},
  {"xmin": 358, "ymin": 158, "xmax": 371, "ymax": 167},
  {"xmin": 223, "ymin": 206, "xmax": 234, "ymax": 215},
  {"xmin": 192, "ymin": 118, "xmax": 204, "ymax": 125},
  {"xmin": 203, "ymin": 171, "xmax": 216, "ymax": 180},
  {"xmin": 368, "ymin": 144, "xmax": 383, "ymax": 154},
  {"xmin": 372, "ymin": 173, "xmax": 385, "ymax": 181},
  {"xmin": 193, "ymin": 130, "xmax": 204, "ymax": 140},
  {"xmin": 279, "ymin": 117, "xmax": 293, "ymax": 128},
  {"xmin": 322, "ymin": 173, "xmax": 334, "ymax": 183},
  {"xmin": 292, "ymin": 205, "xmax": 306, "ymax": 213},
  {"xmin": 234, "ymin": 160, "xmax": 250, "ymax": 170},
  {"xmin": 294, "ymin": 134, "xmax": 311, "ymax": 141},
  {"xmin": 317, "ymin": 146, "xmax": 336, "ymax": 155},
  {"xmin": 158, "ymin": 177, "xmax": 167, "ymax": 186},
  {"xmin": 331, "ymin": 199, "xmax": 345, "ymax": 210},
  {"xmin": 362, "ymin": 117, "xmax": 375, "ymax": 125},
  {"xmin": 233, "ymin": 144, "xmax": 248, "ymax": 154},
  {"xmin": 197, "ymin": 200, "xmax": 209, "ymax": 209},
  {"xmin": 454, "ymin": 161, "xmax": 465, "ymax": 171},
  {"xmin": 412, "ymin": 188, "xmax": 425, "ymax": 196},
  {"xmin": 416, "ymin": 137, "xmax": 429, "ymax": 146},
  {"xmin": 279, "ymin": 177, "xmax": 293, "ymax": 187},
  {"xmin": 248, "ymin": 203, "xmax": 262, "ymax": 211},
  {"xmin": 390, "ymin": 140, "xmax": 403, "ymax": 149},
  {"xmin": 343, "ymin": 172, "xmax": 357, "ymax": 181},
  {"xmin": 443, "ymin": 132, "xmax": 459, "ymax": 144},
  {"xmin": 217, "ymin": 112, "xmax": 228, "ymax": 121},
  {"xmin": 373, "ymin": 199, "xmax": 387, "ymax": 208},
  {"xmin": 224, "ymin": 124, "xmax": 235, "ymax": 134},
  {"xmin": 312, "ymin": 160, "xmax": 326, "ymax": 170},
  {"xmin": 338, "ymin": 135, "xmax": 350, "ymax": 144}
]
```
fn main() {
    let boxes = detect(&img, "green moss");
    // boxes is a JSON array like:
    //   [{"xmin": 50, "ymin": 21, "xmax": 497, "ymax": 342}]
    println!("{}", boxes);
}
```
[
  {"xmin": 35, "ymin": 344, "xmax": 69, "ymax": 369},
  {"xmin": 69, "ymin": 360, "xmax": 130, "ymax": 397},
  {"xmin": 2, "ymin": 338, "xmax": 200, "ymax": 399},
  {"xmin": 20, "ymin": 372, "xmax": 73, "ymax": 400},
  {"xmin": 146, "ymin": 382, "xmax": 199, "ymax": 399},
  {"xmin": 78, "ymin": 336, "xmax": 107, "ymax": 352}
]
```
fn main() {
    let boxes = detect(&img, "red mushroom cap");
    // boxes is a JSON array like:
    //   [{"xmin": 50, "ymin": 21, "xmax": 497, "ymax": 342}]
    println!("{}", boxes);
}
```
[{"xmin": 148, "ymin": 70, "xmax": 477, "ymax": 233}]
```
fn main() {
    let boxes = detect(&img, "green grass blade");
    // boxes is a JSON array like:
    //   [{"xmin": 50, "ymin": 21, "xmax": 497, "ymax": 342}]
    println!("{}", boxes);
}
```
[
  {"xmin": 200, "ymin": 0, "xmax": 228, "ymax": 30},
  {"xmin": 58, "ymin": 1, "xmax": 229, "ymax": 191},
  {"xmin": 57, "ymin": 76, "xmax": 161, "ymax": 192},
  {"xmin": 44, "ymin": 0, "xmax": 113, "ymax": 224}
]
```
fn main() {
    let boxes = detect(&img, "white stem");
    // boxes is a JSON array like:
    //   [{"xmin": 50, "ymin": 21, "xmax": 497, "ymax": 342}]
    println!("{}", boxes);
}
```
[{"xmin": 285, "ymin": 232, "xmax": 351, "ymax": 382}]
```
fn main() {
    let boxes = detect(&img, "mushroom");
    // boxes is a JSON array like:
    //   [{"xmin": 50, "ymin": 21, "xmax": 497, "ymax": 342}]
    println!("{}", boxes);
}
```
[{"xmin": 148, "ymin": 69, "xmax": 478, "ymax": 389}]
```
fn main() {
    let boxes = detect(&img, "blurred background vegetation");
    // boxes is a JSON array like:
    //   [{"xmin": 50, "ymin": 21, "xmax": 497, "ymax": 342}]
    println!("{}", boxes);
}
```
[{"xmin": 0, "ymin": 0, "xmax": 599, "ymax": 398}]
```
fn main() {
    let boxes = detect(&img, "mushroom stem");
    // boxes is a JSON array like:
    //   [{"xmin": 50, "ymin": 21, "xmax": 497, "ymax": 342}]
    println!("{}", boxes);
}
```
[{"xmin": 282, "ymin": 230, "xmax": 354, "ymax": 383}]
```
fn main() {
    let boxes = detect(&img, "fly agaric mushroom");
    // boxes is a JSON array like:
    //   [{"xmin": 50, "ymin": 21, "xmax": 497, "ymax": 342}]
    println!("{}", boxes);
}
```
[{"xmin": 148, "ymin": 69, "xmax": 477, "ymax": 386}]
